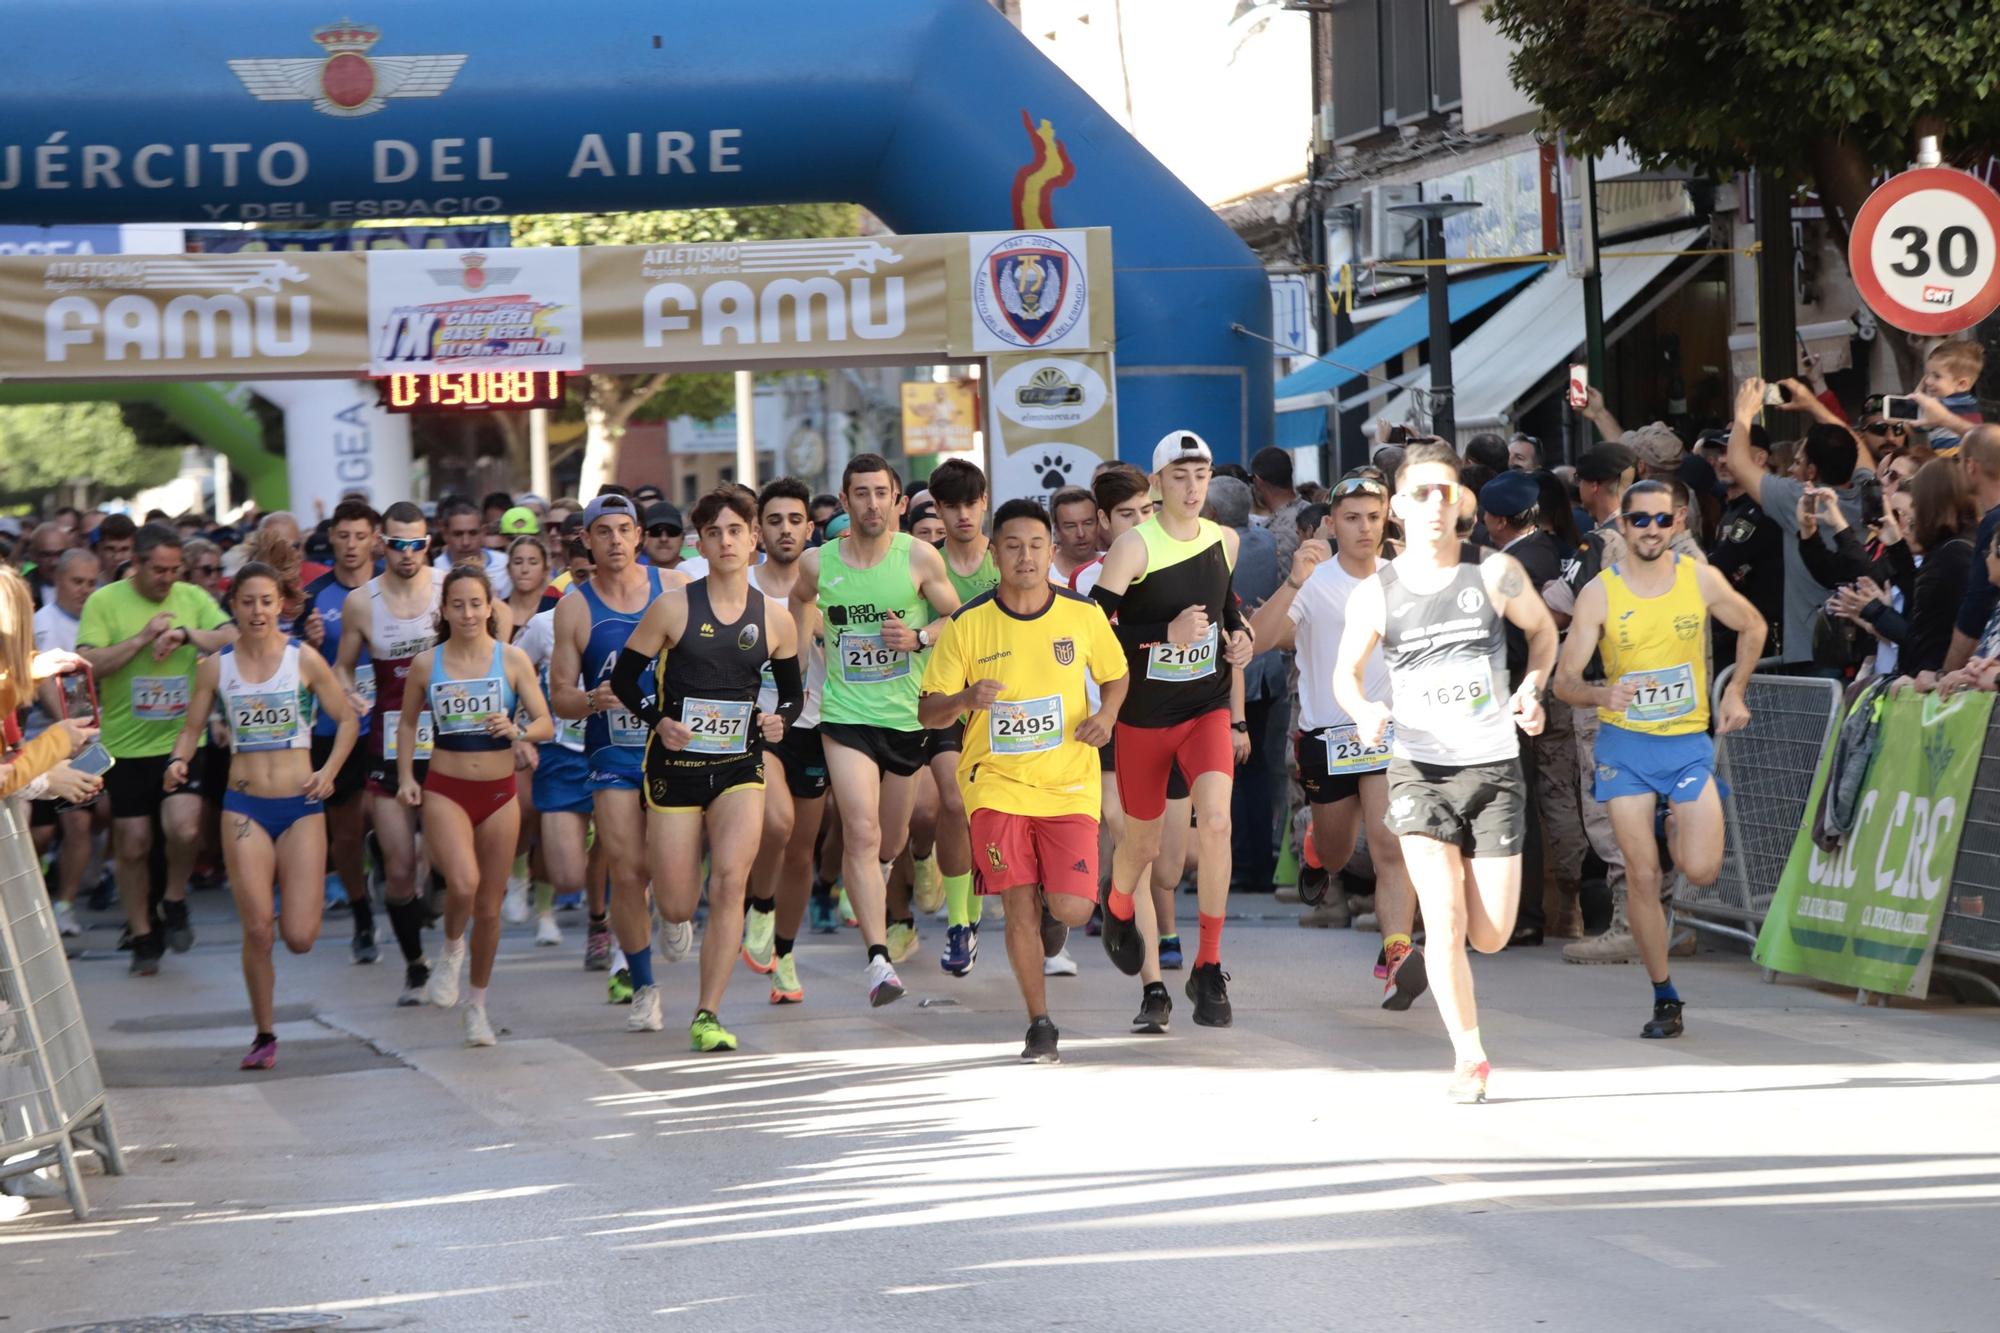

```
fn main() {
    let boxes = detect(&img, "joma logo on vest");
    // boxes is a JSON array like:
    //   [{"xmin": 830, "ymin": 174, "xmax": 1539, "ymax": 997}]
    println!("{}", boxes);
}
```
[
  {"xmin": 644, "ymin": 277, "xmax": 907, "ymax": 348},
  {"xmin": 44, "ymin": 293, "xmax": 312, "ymax": 362}
]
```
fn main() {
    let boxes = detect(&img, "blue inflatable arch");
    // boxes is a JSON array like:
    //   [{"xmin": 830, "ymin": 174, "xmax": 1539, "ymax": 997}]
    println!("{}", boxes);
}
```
[{"xmin": 0, "ymin": 0, "xmax": 1272, "ymax": 470}]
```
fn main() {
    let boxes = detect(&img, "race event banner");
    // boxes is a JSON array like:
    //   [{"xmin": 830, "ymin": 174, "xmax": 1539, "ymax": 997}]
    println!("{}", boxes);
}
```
[
  {"xmin": 0, "ymin": 228, "xmax": 1112, "ymax": 380},
  {"xmin": 1754, "ymin": 689, "xmax": 1994, "ymax": 996}
]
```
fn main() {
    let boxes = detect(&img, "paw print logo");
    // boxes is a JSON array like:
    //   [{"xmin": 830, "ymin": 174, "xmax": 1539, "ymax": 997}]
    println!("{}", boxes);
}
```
[{"xmin": 1036, "ymin": 453, "xmax": 1073, "ymax": 490}]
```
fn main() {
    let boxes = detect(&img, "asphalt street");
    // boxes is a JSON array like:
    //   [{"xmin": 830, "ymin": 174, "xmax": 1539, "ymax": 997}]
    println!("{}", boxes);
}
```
[{"xmin": 9, "ymin": 890, "xmax": 2000, "ymax": 1332}]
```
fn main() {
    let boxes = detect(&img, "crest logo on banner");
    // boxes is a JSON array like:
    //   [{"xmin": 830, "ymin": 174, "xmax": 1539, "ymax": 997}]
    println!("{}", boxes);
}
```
[
  {"xmin": 229, "ymin": 21, "xmax": 467, "ymax": 118},
  {"xmin": 969, "ymin": 232, "xmax": 1090, "ymax": 352}
]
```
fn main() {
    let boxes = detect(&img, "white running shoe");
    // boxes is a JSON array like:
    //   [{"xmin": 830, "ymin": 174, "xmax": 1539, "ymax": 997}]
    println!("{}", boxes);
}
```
[
  {"xmin": 502, "ymin": 875, "xmax": 530, "ymax": 925},
  {"xmin": 53, "ymin": 901, "xmax": 81, "ymax": 939},
  {"xmin": 627, "ymin": 984, "xmax": 665, "ymax": 1032},
  {"xmin": 463, "ymin": 1004, "xmax": 497, "ymax": 1047},
  {"xmin": 534, "ymin": 912, "xmax": 563, "ymax": 948},
  {"xmin": 1043, "ymin": 945, "xmax": 1080, "ymax": 977},
  {"xmin": 426, "ymin": 944, "xmax": 466, "ymax": 1008},
  {"xmin": 660, "ymin": 918, "xmax": 695, "ymax": 964},
  {"xmin": 866, "ymin": 956, "xmax": 906, "ymax": 1007}
]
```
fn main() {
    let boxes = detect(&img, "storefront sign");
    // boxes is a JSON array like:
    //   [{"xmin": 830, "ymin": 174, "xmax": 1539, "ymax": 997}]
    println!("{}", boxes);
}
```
[
  {"xmin": 1755, "ymin": 689, "xmax": 1993, "ymax": 996},
  {"xmin": 901, "ymin": 379, "xmax": 977, "ymax": 457}
]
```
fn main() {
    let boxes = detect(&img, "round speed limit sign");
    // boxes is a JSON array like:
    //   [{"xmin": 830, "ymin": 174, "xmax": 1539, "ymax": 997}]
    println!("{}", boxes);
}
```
[{"xmin": 1850, "ymin": 167, "xmax": 2000, "ymax": 335}]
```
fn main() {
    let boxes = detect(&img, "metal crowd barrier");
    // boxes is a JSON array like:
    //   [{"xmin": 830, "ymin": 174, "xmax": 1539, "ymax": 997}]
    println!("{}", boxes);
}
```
[
  {"xmin": 1696, "ymin": 664, "xmax": 1845, "ymax": 945},
  {"xmin": 1937, "ymin": 707, "xmax": 2000, "ymax": 970}
]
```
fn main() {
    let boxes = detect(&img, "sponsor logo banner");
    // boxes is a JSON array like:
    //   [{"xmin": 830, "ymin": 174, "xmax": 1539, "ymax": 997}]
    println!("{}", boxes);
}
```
[
  {"xmin": 0, "ymin": 250, "xmax": 367, "ymax": 378},
  {"xmin": 0, "ymin": 230, "xmax": 1108, "ymax": 380},
  {"xmin": 580, "ymin": 234, "xmax": 953, "ymax": 369},
  {"xmin": 367, "ymin": 245, "xmax": 581, "ymax": 373},
  {"xmin": 1755, "ymin": 689, "xmax": 1993, "ymax": 996},
  {"xmin": 986, "ymin": 350, "xmax": 1116, "ymax": 507}
]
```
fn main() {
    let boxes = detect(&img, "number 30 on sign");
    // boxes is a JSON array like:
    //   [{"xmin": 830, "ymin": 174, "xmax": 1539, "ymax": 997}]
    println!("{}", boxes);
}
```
[{"xmin": 1849, "ymin": 167, "xmax": 2000, "ymax": 335}]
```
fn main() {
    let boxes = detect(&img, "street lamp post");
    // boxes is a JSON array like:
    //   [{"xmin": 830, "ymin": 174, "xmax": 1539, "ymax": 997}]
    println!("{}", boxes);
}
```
[{"xmin": 1389, "ymin": 197, "xmax": 1482, "ymax": 442}]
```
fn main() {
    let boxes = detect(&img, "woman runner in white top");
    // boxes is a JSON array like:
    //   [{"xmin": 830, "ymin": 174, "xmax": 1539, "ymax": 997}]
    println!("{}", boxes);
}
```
[{"xmin": 164, "ymin": 562, "xmax": 359, "ymax": 1073}]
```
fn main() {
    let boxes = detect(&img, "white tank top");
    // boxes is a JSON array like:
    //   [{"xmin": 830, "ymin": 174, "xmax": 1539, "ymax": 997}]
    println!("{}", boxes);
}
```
[
  {"xmin": 752, "ymin": 569, "xmax": 825, "ymax": 728},
  {"xmin": 218, "ymin": 642, "xmax": 311, "ymax": 753}
]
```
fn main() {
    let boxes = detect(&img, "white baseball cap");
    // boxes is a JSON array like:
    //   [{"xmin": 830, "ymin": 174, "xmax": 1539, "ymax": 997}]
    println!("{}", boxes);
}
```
[{"xmin": 1151, "ymin": 430, "xmax": 1214, "ymax": 473}]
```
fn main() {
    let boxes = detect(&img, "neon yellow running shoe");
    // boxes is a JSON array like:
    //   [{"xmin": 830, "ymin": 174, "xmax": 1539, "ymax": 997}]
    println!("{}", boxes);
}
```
[
  {"xmin": 741, "ymin": 905, "xmax": 776, "ymax": 973},
  {"xmin": 913, "ymin": 854, "xmax": 945, "ymax": 915},
  {"xmin": 837, "ymin": 888, "xmax": 857, "ymax": 927},
  {"xmin": 607, "ymin": 966, "xmax": 634, "ymax": 1005},
  {"xmin": 689, "ymin": 1009, "xmax": 738, "ymax": 1053},
  {"xmin": 769, "ymin": 953, "xmax": 803, "ymax": 1004}
]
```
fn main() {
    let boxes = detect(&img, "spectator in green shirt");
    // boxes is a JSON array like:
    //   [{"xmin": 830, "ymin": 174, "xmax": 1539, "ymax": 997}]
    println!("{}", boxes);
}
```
[{"xmin": 77, "ymin": 522, "xmax": 236, "ymax": 974}]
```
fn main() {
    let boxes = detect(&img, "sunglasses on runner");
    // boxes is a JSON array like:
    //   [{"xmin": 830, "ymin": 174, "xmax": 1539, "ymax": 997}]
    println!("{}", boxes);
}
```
[
  {"xmin": 1331, "ymin": 476, "xmax": 1389, "ymax": 499},
  {"xmin": 1401, "ymin": 482, "xmax": 1460, "ymax": 505},
  {"xmin": 1621, "ymin": 511, "xmax": 1672, "ymax": 528},
  {"xmin": 384, "ymin": 536, "xmax": 428, "ymax": 552}
]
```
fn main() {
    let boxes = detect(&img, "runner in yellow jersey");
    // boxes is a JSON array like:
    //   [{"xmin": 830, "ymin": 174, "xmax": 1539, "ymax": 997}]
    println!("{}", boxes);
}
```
[
  {"xmin": 920, "ymin": 499, "xmax": 1128, "ymax": 1063},
  {"xmin": 1555, "ymin": 479, "xmax": 1763, "ymax": 1041}
]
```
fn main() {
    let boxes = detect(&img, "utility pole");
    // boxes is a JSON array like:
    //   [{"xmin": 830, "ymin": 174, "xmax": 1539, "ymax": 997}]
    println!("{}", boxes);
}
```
[
  {"xmin": 1391, "ymin": 197, "xmax": 1482, "ymax": 442},
  {"xmin": 1755, "ymin": 167, "xmax": 1800, "ymax": 441}
]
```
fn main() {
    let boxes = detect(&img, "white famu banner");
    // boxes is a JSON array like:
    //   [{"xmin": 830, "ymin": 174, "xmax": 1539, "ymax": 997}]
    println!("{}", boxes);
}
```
[
  {"xmin": 255, "ymin": 380, "xmax": 412, "ymax": 521},
  {"xmin": 985, "ymin": 351, "xmax": 1117, "ymax": 508}
]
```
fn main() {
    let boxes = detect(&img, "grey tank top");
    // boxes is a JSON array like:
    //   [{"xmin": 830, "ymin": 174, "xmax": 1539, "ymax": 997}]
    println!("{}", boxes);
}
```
[{"xmin": 1378, "ymin": 544, "xmax": 1516, "ymax": 766}]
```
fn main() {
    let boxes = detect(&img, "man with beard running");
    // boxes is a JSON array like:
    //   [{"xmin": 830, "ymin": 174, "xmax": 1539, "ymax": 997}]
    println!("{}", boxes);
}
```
[
  {"xmin": 337, "ymin": 502, "xmax": 444, "ymax": 1004},
  {"xmin": 1090, "ymin": 432, "xmax": 1255, "ymax": 1032},
  {"xmin": 612, "ymin": 487, "xmax": 803, "ymax": 1050},
  {"xmin": 551, "ymin": 493, "xmax": 685, "ymax": 1003},
  {"xmin": 741, "ymin": 478, "xmax": 827, "ymax": 1005},
  {"xmin": 789, "ymin": 455, "xmax": 961, "ymax": 1007},
  {"xmin": 1555, "ymin": 479, "xmax": 1762, "ymax": 1041},
  {"xmin": 1333, "ymin": 442, "xmax": 1557, "ymax": 1103},
  {"xmin": 302, "ymin": 498, "xmax": 381, "ymax": 964}
]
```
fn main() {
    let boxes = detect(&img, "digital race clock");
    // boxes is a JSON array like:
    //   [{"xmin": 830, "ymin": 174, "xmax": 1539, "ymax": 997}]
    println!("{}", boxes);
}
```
[{"xmin": 378, "ymin": 371, "xmax": 568, "ymax": 413}]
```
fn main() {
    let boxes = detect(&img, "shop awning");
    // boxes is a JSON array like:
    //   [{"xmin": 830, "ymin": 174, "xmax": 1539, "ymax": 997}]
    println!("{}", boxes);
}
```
[
  {"xmin": 1272, "ymin": 264, "xmax": 1546, "ymax": 445},
  {"xmin": 1367, "ymin": 228, "xmax": 1705, "ymax": 438}
]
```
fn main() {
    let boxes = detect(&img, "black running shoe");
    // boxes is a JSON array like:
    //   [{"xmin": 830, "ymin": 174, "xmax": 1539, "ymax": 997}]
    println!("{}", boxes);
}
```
[
  {"xmin": 351, "ymin": 924, "xmax": 379, "ymax": 966},
  {"xmin": 397, "ymin": 960, "xmax": 430, "ymax": 1007},
  {"xmin": 1039, "ymin": 903, "xmax": 1070, "ymax": 960},
  {"xmin": 1381, "ymin": 946, "xmax": 1429, "ymax": 1012},
  {"xmin": 1185, "ymin": 962, "xmax": 1232, "ymax": 1027},
  {"xmin": 1641, "ymin": 999, "xmax": 1685, "ymax": 1039},
  {"xmin": 162, "ymin": 899, "xmax": 195, "ymax": 954},
  {"xmin": 1132, "ymin": 982, "xmax": 1172, "ymax": 1034},
  {"xmin": 128, "ymin": 932, "xmax": 163, "ymax": 976},
  {"xmin": 1021, "ymin": 1017, "xmax": 1061, "ymax": 1064},
  {"xmin": 1099, "ymin": 892, "xmax": 1143, "ymax": 976}
]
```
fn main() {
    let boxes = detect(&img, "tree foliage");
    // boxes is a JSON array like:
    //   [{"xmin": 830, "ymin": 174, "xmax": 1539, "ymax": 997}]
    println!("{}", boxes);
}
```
[
  {"xmin": 0, "ymin": 402, "xmax": 180, "ymax": 503},
  {"xmin": 1487, "ymin": 0, "xmax": 2000, "ymax": 178}
]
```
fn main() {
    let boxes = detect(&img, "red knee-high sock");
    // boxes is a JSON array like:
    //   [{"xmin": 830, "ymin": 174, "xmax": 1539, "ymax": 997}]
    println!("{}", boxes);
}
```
[{"xmin": 1196, "ymin": 912, "xmax": 1224, "ymax": 967}]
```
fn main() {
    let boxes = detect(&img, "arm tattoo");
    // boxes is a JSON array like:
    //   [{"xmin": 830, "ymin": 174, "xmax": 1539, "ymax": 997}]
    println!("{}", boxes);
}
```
[{"xmin": 1497, "ymin": 562, "xmax": 1525, "ymax": 599}]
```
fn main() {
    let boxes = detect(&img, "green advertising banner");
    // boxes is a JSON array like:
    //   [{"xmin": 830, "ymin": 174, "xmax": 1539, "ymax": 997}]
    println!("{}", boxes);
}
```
[{"xmin": 1754, "ymin": 689, "xmax": 1993, "ymax": 996}]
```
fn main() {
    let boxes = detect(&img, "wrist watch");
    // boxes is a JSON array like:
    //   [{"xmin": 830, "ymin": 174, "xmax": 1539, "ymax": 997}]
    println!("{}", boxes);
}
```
[
  {"xmin": 915, "ymin": 625, "xmax": 931, "ymax": 649},
  {"xmin": 1230, "ymin": 720, "xmax": 1249, "ymax": 733}
]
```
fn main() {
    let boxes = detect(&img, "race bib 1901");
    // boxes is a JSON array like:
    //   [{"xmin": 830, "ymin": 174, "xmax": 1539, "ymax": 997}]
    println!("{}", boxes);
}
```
[
  {"xmin": 606, "ymin": 707, "xmax": 648, "ymax": 748},
  {"xmin": 1146, "ymin": 625, "xmax": 1219, "ymax": 683},
  {"xmin": 432, "ymin": 675, "xmax": 506, "ymax": 736},
  {"xmin": 682, "ymin": 697, "xmax": 753, "ymax": 756},
  {"xmin": 131, "ymin": 674, "xmax": 190, "ymax": 722},
  {"xmin": 1621, "ymin": 663, "xmax": 1697, "ymax": 725},
  {"xmin": 988, "ymin": 694, "xmax": 1065, "ymax": 755},
  {"xmin": 838, "ymin": 631, "xmax": 908, "ymax": 685}
]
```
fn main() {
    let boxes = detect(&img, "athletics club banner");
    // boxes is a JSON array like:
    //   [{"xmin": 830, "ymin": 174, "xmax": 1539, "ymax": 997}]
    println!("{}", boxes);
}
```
[
  {"xmin": 0, "ymin": 229, "xmax": 1113, "ymax": 380},
  {"xmin": 1754, "ymin": 689, "xmax": 1993, "ymax": 996}
]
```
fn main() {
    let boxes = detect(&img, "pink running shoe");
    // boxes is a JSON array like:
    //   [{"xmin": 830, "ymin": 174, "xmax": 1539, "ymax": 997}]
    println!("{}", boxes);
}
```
[{"xmin": 240, "ymin": 1036, "xmax": 278, "ymax": 1072}]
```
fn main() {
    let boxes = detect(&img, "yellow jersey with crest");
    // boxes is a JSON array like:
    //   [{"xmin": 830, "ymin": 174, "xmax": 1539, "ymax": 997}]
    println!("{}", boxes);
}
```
[
  {"xmin": 920, "ymin": 585, "xmax": 1127, "ymax": 819},
  {"xmin": 1595, "ymin": 555, "xmax": 1710, "ymax": 736}
]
